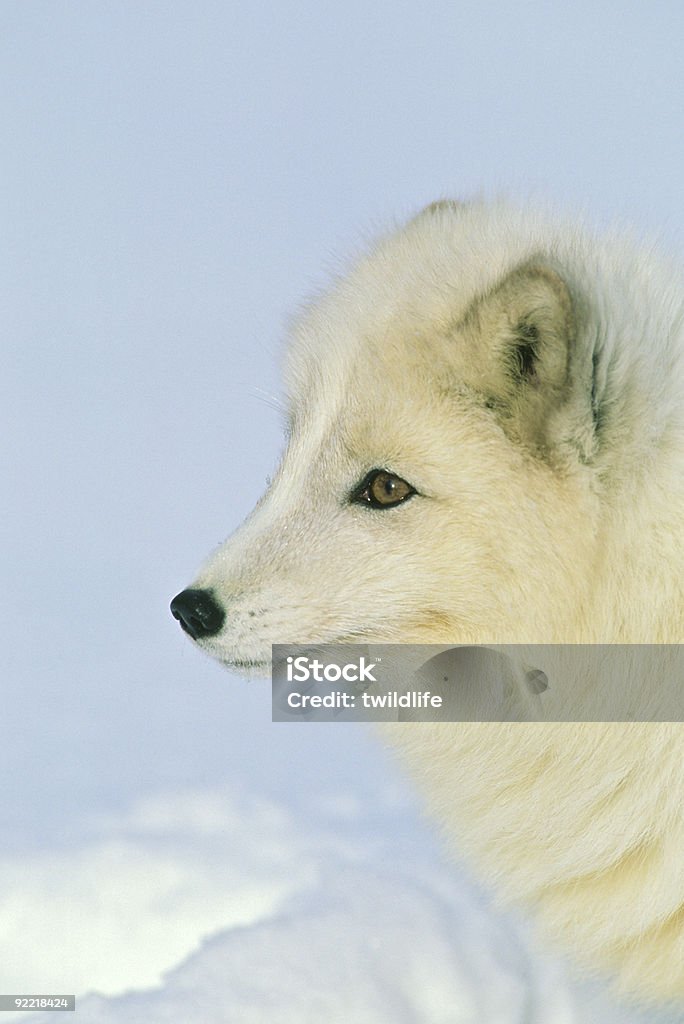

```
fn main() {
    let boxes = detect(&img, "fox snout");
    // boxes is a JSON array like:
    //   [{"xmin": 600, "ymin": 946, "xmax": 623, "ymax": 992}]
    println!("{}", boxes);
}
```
[{"xmin": 170, "ymin": 588, "xmax": 225, "ymax": 640}]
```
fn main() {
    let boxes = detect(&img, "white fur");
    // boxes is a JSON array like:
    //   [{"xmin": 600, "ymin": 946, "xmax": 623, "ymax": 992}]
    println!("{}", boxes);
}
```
[{"xmin": 181, "ymin": 199, "xmax": 684, "ymax": 1002}]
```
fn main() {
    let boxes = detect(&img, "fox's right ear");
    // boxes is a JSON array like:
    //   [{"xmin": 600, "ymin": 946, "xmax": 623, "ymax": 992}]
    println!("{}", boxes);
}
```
[{"xmin": 459, "ymin": 260, "xmax": 596, "ymax": 464}]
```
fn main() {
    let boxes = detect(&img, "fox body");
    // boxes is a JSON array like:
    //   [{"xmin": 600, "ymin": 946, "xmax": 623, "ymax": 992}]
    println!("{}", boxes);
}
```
[{"xmin": 172, "ymin": 200, "xmax": 684, "ymax": 1001}]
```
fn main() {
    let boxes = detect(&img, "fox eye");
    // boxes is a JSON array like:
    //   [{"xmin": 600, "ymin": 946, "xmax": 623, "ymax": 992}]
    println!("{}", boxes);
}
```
[{"xmin": 351, "ymin": 469, "xmax": 416, "ymax": 509}]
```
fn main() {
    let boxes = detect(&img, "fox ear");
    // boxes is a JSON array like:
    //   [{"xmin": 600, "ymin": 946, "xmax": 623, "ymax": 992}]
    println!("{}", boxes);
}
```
[{"xmin": 460, "ymin": 261, "xmax": 594, "ymax": 462}]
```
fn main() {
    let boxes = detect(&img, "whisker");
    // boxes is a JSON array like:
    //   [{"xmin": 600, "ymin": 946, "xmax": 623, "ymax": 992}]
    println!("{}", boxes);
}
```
[{"xmin": 245, "ymin": 385, "xmax": 287, "ymax": 415}]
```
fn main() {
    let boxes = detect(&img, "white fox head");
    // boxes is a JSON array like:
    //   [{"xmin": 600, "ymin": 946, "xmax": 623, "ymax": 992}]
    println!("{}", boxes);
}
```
[{"xmin": 171, "ymin": 201, "xmax": 617, "ymax": 668}]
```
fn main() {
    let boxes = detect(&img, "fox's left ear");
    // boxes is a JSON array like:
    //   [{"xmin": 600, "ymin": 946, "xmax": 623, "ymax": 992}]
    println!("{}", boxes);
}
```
[{"xmin": 460, "ymin": 261, "xmax": 595, "ymax": 463}]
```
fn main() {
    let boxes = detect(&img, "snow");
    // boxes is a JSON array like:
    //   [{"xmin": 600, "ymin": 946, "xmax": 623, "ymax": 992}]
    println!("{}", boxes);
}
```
[{"xmin": 5, "ymin": 780, "xmax": 682, "ymax": 1024}]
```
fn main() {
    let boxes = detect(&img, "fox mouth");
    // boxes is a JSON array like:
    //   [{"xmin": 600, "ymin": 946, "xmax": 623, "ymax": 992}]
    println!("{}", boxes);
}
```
[
  {"xmin": 214, "ymin": 629, "xmax": 387, "ymax": 677},
  {"xmin": 221, "ymin": 657, "xmax": 273, "ymax": 673}
]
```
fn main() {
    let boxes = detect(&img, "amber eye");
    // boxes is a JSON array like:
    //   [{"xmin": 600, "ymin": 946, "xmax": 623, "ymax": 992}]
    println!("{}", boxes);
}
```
[{"xmin": 351, "ymin": 469, "xmax": 417, "ymax": 509}]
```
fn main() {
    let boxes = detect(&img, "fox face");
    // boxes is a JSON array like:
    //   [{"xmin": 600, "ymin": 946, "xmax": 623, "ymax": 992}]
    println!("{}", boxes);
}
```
[{"xmin": 172, "ymin": 206, "xmax": 601, "ymax": 667}]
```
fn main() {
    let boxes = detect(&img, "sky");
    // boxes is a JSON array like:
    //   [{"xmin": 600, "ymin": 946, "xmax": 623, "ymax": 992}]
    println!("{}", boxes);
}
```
[{"xmin": 1, "ymin": 2, "xmax": 683, "ymax": 1021}]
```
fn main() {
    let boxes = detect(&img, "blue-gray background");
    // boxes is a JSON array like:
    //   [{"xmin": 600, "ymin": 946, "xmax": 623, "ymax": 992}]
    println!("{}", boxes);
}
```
[{"xmin": 2, "ymin": 2, "xmax": 683, "ymax": 1018}]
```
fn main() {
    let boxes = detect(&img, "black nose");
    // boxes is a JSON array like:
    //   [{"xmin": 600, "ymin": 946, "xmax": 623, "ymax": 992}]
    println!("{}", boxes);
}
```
[{"xmin": 170, "ymin": 588, "xmax": 225, "ymax": 640}]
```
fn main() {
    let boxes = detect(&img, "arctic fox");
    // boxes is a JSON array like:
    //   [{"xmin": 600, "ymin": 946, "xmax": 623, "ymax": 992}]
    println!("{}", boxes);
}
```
[{"xmin": 171, "ymin": 200, "xmax": 684, "ymax": 1002}]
